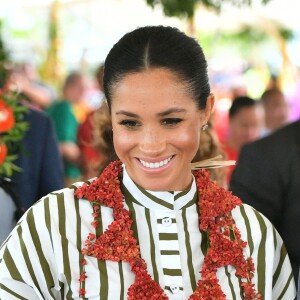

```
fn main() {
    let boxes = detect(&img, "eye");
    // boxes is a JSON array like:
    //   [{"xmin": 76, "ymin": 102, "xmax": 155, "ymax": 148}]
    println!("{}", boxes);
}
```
[
  {"xmin": 118, "ymin": 119, "xmax": 141, "ymax": 129},
  {"xmin": 161, "ymin": 118, "xmax": 183, "ymax": 127}
]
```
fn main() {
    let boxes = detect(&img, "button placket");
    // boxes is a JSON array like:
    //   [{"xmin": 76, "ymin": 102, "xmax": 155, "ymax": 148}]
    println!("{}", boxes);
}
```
[
  {"xmin": 162, "ymin": 217, "xmax": 172, "ymax": 227},
  {"xmin": 170, "ymin": 284, "xmax": 180, "ymax": 294}
]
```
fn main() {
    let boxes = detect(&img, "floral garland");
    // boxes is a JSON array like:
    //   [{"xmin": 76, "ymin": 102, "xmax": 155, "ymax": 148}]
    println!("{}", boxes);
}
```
[
  {"xmin": 0, "ymin": 88, "xmax": 29, "ymax": 177},
  {"xmin": 75, "ymin": 160, "xmax": 261, "ymax": 299}
]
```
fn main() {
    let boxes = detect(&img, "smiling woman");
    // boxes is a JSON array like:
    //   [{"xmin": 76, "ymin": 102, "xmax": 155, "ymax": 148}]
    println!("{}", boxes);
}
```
[
  {"xmin": 110, "ymin": 68, "xmax": 213, "ymax": 191},
  {"xmin": 0, "ymin": 26, "xmax": 296, "ymax": 299}
]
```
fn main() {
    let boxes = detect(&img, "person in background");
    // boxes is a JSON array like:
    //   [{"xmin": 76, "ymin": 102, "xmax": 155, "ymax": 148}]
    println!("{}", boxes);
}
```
[
  {"xmin": 260, "ymin": 88, "xmax": 289, "ymax": 136},
  {"xmin": 0, "ymin": 26, "xmax": 295, "ymax": 299},
  {"xmin": 10, "ymin": 62, "xmax": 56, "ymax": 110},
  {"xmin": 0, "ymin": 82, "xmax": 64, "ymax": 244},
  {"xmin": 77, "ymin": 64, "xmax": 111, "ymax": 180},
  {"xmin": 222, "ymin": 96, "xmax": 265, "ymax": 182},
  {"xmin": 230, "ymin": 118, "xmax": 300, "ymax": 284},
  {"xmin": 46, "ymin": 71, "xmax": 87, "ymax": 186}
]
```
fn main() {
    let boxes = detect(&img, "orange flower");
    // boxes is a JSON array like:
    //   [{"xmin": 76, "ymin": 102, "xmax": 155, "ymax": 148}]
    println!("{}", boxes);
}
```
[
  {"xmin": 0, "ymin": 142, "xmax": 8, "ymax": 165},
  {"xmin": 0, "ymin": 99, "xmax": 15, "ymax": 132}
]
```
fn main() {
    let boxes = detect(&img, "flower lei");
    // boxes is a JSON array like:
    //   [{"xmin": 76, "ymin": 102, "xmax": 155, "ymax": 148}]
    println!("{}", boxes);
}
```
[
  {"xmin": 75, "ymin": 160, "xmax": 261, "ymax": 299},
  {"xmin": 0, "ymin": 88, "xmax": 29, "ymax": 177}
]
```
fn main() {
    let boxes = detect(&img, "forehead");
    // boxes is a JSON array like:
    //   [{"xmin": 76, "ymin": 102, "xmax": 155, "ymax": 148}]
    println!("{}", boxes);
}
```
[
  {"xmin": 231, "ymin": 105, "xmax": 263, "ymax": 121},
  {"xmin": 111, "ymin": 68, "xmax": 195, "ymax": 110}
]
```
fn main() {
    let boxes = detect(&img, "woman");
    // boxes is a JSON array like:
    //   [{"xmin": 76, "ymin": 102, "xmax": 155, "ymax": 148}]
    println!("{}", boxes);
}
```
[{"xmin": 0, "ymin": 26, "xmax": 295, "ymax": 299}]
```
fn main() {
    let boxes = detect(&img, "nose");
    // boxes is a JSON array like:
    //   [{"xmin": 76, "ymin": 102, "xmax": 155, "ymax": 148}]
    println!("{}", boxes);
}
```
[{"xmin": 139, "ymin": 127, "xmax": 166, "ymax": 155}]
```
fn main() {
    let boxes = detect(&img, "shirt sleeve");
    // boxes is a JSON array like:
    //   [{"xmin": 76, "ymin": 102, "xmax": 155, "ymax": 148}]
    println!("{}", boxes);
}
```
[{"xmin": 0, "ymin": 198, "xmax": 61, "ymax": 299}]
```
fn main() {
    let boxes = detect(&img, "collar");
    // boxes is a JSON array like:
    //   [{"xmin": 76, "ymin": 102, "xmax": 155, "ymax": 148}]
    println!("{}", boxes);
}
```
[{"xmin": 122, "ymin": 165, "xmax": 197, "ymax": 211}]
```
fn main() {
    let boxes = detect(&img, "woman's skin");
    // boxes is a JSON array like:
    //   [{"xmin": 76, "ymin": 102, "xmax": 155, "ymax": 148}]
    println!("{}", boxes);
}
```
[{"xmin": 111, "ymin": 68, "xmax": 214, "ymax": 191}]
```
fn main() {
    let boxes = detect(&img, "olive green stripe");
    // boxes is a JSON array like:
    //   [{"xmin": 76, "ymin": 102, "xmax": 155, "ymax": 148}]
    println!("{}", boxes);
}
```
[
  {"xmin": 163, "ymin": 268, "xmax": 182, "ymax": 276},
  {"xmin": 145, "ymin": 208, "xmax": 159, "ymax": 282},
  {"xmin": 135, "ymin": 185, "xmax": 173, "ymax": 209},
  {"xmin": 254, "ymin": 210, "xmax": 267, "ymax": 297},
  {"xmin": 157, "ymin": 219, "xmax": 176, "ymax": 224},
  {"xmin": 56, "ymin": 193, "xmax": 72, "ymax": 299},
  {"xmin": 122, "ymin": 184, "xmax": 139, "ymax": 242},
  {"xmin": 273, "ymin": 226, "xmax": 277, "ymax": 249},
  {"xmin": 121, "ymin": 184, "xmax": 141, "ymax": 207},
  {"xmin": 160, "ymin": 250, "xmax": 180, "ymax": 255},
  {"xmin": 174, "ymin": 189, "xmax": 189, "ymax": 200},
  {"xmin": 181, "ymin": 199, "xmax": 196, "ymax": 210},
  {"xmin": 118, "ymin": 262, "xmax": 124, "ymax": 300},
  {"xmin": 0, "ymin": 284, "xmax": 28, "ymax": 299},
  {"xmin": 97, "ymin": 206, "xmax": 108, "ymax": 300},
  {"xmin": 240, "ymin": 205, "xmax": 254, "ymax": 254},
  {"xmin": 182, "ymin": 208, "xmax": 197, "ymax": 290},
  {"xmin": 273, "ymin": 244, "xmax": 288, "ymax": 288},
  {"xmin": 2, "ymin": 249, "xmax": 23, "ymax": 282},
  {"xmin": 277, "ymin": 272, "xmax": 294, "ymax": 300},
  {"xmin": 181, "ymin": 192, "xmax": 198, "ymax": 210},
  {"xmin": 44, "ymin": 198, "xmax": 54, "ymax": 249},
  {"xmin": 27, "ymin": 209, "xmax": 55, "ymax": 297},
  {"xmin": 74, "ymin": 191, "xmax": 87, "ymax": 300},
  {"xmin": 225, "ymin": 266, "xmax": 236, "ymax": 300},
  {"xmin": 199, "ymin": 201, "xmax": 209, "ymax": 255},
  {"xmin": 16, "ymin": 225, "xmax": 41, "ymax": 292},
  {"xmin": 159, "ymin": 233, "xmax": 178, "ymax": 240},
  {"xmin": 59, "ymin": 281, "xmax": 64, "ymax": 299}
]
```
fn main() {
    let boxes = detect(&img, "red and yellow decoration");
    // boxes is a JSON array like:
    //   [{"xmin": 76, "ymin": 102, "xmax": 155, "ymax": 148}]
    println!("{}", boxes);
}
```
[{"xmin": 75, "ymin": 160, "xmax": 261, "ymax": 299}]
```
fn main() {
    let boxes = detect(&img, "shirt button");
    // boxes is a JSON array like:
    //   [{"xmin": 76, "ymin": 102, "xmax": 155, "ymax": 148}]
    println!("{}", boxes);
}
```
[
  {"xmin": 162, "ymin": 217, "xmax": 172, "ymax": 227},
  {"xmin": 170, "ymin": 284, "xmax": 180, "ymax": 294}
]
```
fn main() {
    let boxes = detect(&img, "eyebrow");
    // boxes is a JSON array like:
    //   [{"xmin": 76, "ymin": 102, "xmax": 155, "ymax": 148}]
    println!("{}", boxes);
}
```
[
  {"xmin": 115, "ymin": 110, "xmax": 139, "ymax": 118},
  {"xmin": 157, "ymin": 108, "xmax": 187, "ymax": 116},
  {"xmin": 115, "ymin": 108, "xmax": 186, "ymax": 118}
]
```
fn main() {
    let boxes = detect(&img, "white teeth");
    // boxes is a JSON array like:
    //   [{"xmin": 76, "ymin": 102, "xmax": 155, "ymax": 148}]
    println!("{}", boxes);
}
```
[{"xmin": 139, "ymin": 157, "xmax": 172, "ymax": 169}]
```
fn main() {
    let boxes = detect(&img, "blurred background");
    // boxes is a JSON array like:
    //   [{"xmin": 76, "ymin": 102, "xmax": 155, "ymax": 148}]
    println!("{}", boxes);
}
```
[{"xmin": 1, "ymin": 0, "xmax": 300, "ymax": 126}]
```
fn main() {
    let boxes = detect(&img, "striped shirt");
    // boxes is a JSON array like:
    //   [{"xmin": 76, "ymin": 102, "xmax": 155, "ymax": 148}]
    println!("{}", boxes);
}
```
[{"xmin": 0, "ymin": 167, "xmax": 296, "ymax": 299}]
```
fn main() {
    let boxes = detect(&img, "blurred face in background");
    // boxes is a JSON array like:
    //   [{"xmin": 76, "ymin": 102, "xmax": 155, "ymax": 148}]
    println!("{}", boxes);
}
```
[
  {"xmin": 263, "ymin": 92, "xmax": 288, "ymax": 131},
  {"xmin": 63, "ymin": 73, "xmax": 88, "ymax": 104},
  {"xmin": 229, "ymin": 104, "xmax": 265, "ymax": 151}
]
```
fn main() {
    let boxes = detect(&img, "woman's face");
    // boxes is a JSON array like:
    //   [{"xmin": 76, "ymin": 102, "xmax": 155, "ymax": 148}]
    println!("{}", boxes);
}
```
[{"xmin": 111, "ymin": 68, "xmax": 213, "ymax": 191}]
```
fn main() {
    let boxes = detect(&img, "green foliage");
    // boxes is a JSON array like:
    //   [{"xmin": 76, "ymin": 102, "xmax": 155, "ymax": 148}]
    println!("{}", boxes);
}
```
[
  {"xmin": 278, "ymin": 28, "xmax": 294, "ymax": 40},
  {"xmin": 0, "ymin": 19, "xmax": 10, "ymax": 88},
  {"xmin": 146, "ymin": 0, "xmax": 272, "ymax": 18}
]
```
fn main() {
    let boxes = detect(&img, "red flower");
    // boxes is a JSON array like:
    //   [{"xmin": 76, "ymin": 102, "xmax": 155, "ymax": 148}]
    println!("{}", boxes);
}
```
[
  {"xmin": 79, "ymin": 288, "xmax": 86, "ymax": 296},
  {"xmin": 0, "ymin": 142, "xmax": 7, "ymax": 165},
  {"xmin": 0, "ymin": 99, "xmax": 15, "ymax": 132}
]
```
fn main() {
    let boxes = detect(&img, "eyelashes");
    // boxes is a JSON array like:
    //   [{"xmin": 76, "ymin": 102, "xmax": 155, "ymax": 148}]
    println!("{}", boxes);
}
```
[
  {"xmin": 161, "ymin": 118, "xmax": 183, "ymax": 126},
  {"xmin": 118, "ymin": 118, "xmax": 184, "ymax": 130},
  {"xmin": 118, "ymin": 120, "xmax": 141, "ymax": 129}
]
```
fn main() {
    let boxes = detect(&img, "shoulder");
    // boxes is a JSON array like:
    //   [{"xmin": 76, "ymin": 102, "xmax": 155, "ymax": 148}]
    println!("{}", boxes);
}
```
[
  {"xmin": 242, "ymin": 120, "xmax": 300, "ymax": 155},
  {"xmin": 232, "ymin": 203, "xmax": 276, "ymax": 238},
  {"xmin": 46, "ymin": 100, "xmax": 71, "ymax": 115},
  {"xmin": 24, "ymin": 106, "xmax": 51, "ymax": 125},
  {"xmin": 21, "ymin": 180, "xmax": 94, "ymax": 221}
]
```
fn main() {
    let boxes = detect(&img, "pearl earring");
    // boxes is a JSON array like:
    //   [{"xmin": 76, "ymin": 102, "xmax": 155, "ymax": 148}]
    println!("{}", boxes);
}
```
[{"xmin": 202, "ymin": 124, "xmax": 208, "ymax": 131}]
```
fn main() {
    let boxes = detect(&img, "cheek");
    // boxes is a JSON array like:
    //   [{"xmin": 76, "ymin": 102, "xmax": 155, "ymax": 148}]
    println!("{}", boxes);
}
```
[
  {"xmin": 113, "ymin": 131, "xmax": 133, "ymax": 158},
  {"xmin": 174, "ymin": 124, "xmax": 201, "ymax": 157}
]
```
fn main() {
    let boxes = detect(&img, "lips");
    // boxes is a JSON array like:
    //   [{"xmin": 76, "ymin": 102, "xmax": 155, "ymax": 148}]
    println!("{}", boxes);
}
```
[{"xmin": 138, "ymin": 156, "xmax": 173, "ymax": 169}]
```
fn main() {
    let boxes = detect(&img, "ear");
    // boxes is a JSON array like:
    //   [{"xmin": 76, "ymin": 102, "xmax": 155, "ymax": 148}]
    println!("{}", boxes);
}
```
[{"xmin": 201, "ymin": 93, "xmax": 215, "ymax": 126}]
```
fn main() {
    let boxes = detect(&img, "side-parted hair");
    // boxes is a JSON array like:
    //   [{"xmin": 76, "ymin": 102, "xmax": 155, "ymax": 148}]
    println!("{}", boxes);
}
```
[{"xmin": 103, "ymin": 26, "xmax": 210, "ymax": 110}]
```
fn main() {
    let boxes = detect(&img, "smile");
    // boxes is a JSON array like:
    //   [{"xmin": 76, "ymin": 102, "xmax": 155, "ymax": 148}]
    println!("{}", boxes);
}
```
[{"xmin": 139, "ymin": 156, "xmax": 172, "ymax": 169}]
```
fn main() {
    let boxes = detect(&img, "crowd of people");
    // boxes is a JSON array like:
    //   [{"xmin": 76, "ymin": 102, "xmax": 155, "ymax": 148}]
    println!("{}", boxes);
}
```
[{"xmin": 0, "ymin": 25, "xmax": 299, "ymax": 299}]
